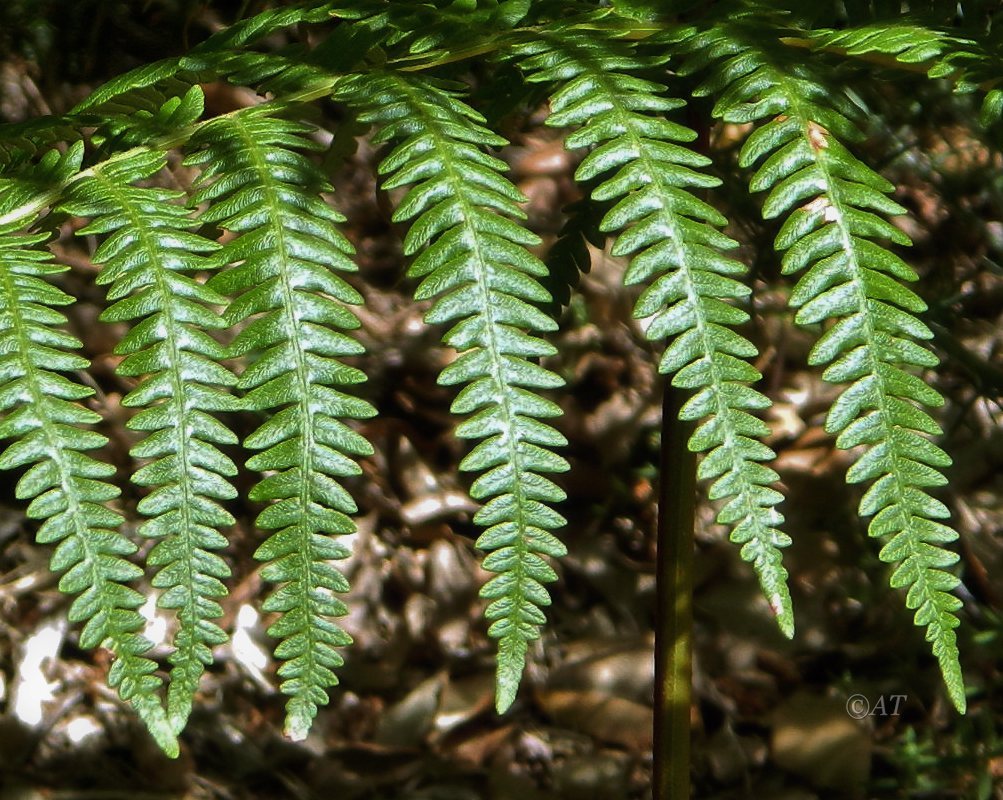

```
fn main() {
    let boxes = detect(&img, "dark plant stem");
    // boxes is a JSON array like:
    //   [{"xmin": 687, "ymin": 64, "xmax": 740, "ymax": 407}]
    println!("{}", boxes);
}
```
[{"xmin": 653, "ymin": 383, "xmax": 695, "ymax": 800}]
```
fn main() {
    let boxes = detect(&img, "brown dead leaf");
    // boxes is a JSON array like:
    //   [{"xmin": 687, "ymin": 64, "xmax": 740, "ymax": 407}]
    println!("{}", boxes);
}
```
[{"xmin": 535, "ymin": 690, "xmax": 652, "ymax": 750}]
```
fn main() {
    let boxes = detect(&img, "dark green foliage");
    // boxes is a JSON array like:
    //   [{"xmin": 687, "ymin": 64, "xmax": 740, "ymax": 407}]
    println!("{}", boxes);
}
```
[{"xmin": 0, "ymin": 0, "xmax": 987, "ymax": 754}]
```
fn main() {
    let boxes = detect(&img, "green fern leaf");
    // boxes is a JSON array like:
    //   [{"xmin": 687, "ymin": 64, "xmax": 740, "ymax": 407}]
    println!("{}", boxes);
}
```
[
  {"xmin": 807, "ymin": 18, "xmax": 1003, "ymax": 123},
  {"xmin": 341, "ymin": 71, "xmax": 569, "ymax": 712},
  {"xmin": 186, "ymin": 106, "xmax": 375, "ymax": 740},
  {"xmin": 810, "ymin": 22, "xmax": 950, "ymax": 66},
  {"xmin": 188, "ymin": 0, "xmax": 342, "ymax": 56},
  {"xmin": 678, "ymin": 15, "xmax": 966, "ymax": 711},
  {"xmin": 59, "ymin": 139, "xmax": 240, "ymax": 734},
  {"xmin": 517, "ymin": 29, "xmax": 794, "ymax": 636},
  {"xmin": 86, "ymin": 83, "xmax": 207, "ymax": 154},
  {"xmin": 0, "ymin": 145, "xmax": 176, "ymax": 755},
  {"xmin": 0, "ymin": 117, "xmax": 83, "ymax": 169},
  {"xmin": 70, "ymin": 60, "xmax": 200, "ymax": 118}
]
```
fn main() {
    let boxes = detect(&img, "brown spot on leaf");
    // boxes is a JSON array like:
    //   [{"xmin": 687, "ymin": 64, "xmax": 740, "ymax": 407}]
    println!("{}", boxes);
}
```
[{"xmin": 807, "ymin": 121, "xmax": 830, "ymax": 151}]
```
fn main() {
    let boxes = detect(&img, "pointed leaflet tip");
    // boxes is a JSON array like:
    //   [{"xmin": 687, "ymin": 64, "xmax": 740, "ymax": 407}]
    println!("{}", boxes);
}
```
[
  {"xmin": 496, "ymin": 688, "xmax": 516, "ymax": 715},
  {"xmin": 495, "ymin": 636, "xmax": 528, "ymax": 714},
  {"xmin": 136, "ymin": 699, "xmax": 180, "ymax": 758},
  {"xmin": 166, "ymin": 687, "xmax": 194, "ymax": 737},
  {"xmin": 768, "ymin": 591, "xmax": 795, "ymax": 639},
  {"xmin": 283, "ymin": 695, "xmax": 323, "ymax": 742},
  {"xmin": 285, "ymin": 716, "xmax": 310, "ymax": 742},
  {"xmin": 940, "ymin": 655, "xmax": 967, "ymax": 714}
]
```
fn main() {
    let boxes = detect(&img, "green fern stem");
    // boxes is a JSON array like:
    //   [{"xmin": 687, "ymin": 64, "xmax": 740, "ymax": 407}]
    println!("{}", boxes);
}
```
[
  {"xmin": 188, "ymin": 108, "xmax": 376, "ymax": 740},
  {"xmin": 518, "ymin": 32, "xmax": 794, "ymax": 636},
  {"xmin": 343, "ymin": 71, "xmax": 569, "ymax": 712},
  {"xmin": 655, "ymin": 386, "xmax": 695, "ymax": 800}
]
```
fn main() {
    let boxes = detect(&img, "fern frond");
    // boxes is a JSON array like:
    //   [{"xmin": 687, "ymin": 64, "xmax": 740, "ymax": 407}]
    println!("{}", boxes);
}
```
[
  {"xmin": 59, "ymin": 142, "xmax": 240, "ymax": 733},
  {"xmin": 808, "ymin": 21, "xmax": 951, "ymax": 68},
  {"xmin": 0, "ymin": 117, "xmax": 83, "ymax": 169},
  {"xmin": 542, "ymin": 197, "xmax": 604, "ymax": 313},
  {"xmin": 70, "ymin": 60, "xmax": 201, "ymax": 118},
  {"xmin": 517, "ymin": 29, "xmax": 794, "ymax": 636},
  {"xmin": 189, "ymin": 0, "xmax": 343, "ymax": 56},
  {"xmin": 341, "ymin": 71, "xmax": 569, "ymax": 712},
  {"xmin": 88, "ymin": 84, "xmax": 207, "ymax": 156},
  {"xmin": 180, "ymin": 1, "xmax": 390, "ymax": 98},
  {"xmin": 0, "ymin": 146, "xmax": 176, "ymax": 754},
  {"xmin": 186, "ymin": 106, "xmax": 375, "ymax": 740},
  {"xmin": 678, "ymin": 16, "xmax": 966, "ymax": 710}
]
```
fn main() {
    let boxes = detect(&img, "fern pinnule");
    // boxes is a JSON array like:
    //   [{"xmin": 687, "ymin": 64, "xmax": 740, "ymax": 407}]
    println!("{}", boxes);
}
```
[
  {"xmin": 0, "ymin": 145, "xmax": 176, "ymax": 754},
  {"xmin": 342, "ymin": 71, "xmax": 569, "ymax": 713},
  {"xmin": 59, "ymin": 140, "xmax": 240, "ymax": 734},
  {"xmin": 186, "ymin": 106, "xmax": 375, "ymax": 741},
  {"xmin": 678, "ymin": 17, "xmax": 966, "ymax": 710},
  {"xmin": 518, "ymin": 30, "xmax": 794, "ymax": 636}
]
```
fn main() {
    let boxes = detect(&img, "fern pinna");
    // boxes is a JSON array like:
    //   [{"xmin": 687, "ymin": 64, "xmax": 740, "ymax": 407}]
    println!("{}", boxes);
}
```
[
  {"xmin": 341, "ymin": 71, "xmax": 569, "ymax": 713},
  {"xmin": 516, "ymin": 27, "xmax": 794, "ymax": 636},
  {"xmin": 186, "ymin": 106, "xmax": 375, "ymax": 740},
  {"xmin": 0, "ymin": 146, "xmax": 176, "ymax": 755},
  {"xmin": 671, "ymin": 14, "xmax": 966, "ymax": 711}
]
